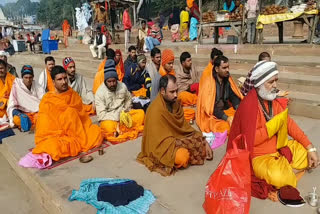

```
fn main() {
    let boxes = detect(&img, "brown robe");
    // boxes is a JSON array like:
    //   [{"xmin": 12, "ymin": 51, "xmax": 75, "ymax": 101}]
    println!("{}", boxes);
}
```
[{"xmin": 137, "ymin": 93, "xmax": 205, "ymax": 175}]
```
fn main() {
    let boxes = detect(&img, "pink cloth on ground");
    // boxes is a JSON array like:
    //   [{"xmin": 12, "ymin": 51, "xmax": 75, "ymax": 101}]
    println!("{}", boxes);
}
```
[
  {"xmin": 211, "ymin": 131, "xmax": 228, "ymax": 149},
  {"xmin": 19, "ymin": 152, "xmax": 52, "ymax": 169},
  {"xmin": 203, "ymin": 131, "xmax": 228, "ymax": 150}
]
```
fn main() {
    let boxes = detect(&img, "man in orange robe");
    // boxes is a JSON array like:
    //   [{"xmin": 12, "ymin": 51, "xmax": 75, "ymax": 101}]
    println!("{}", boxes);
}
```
[
  {"xmin": 0, "ymin": 59, "xmax": 15, "ymax": 118},
  {"xmin": 93, "ymin": 49, "xmax": 125, "ymax": 94},
  {"xmin": 197, "ymin": 55, "xmax": 243, "ymax": 134},
  {"xmin": 33, "ymin": 66, "xmax": 103, "ymax": 161},
  {"xmin": 228, "ymin": 61, "xmax": 319, "ymax": 202},
  {"xmin": 176, "ymin": 52, "xmax": 200, "ymax": 107},
  {"xmin": 38, "ymin": 56, "xmax": 55, "ymax": 92},
  {"xmin": 159, "ymin": 49, "xmax": 176, "ymax": 76},
  {"xmin": 137, "ymin": 75, "xmax": 213, "ymax": 176}
]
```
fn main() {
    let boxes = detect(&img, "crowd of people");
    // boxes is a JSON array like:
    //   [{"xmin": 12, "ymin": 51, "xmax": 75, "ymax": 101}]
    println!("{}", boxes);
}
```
[{"xmin": 0, "ymin": 41, "xmax": 319, "ymax": 205}]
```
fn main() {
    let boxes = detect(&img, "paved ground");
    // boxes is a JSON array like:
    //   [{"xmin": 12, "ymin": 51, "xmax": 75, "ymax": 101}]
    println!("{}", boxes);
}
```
[
  {"xmin": 1, "ymin": 35, "xmax": 320, "ymax": 214},
  {"xmin": 1, "ymin": 115, "xmax": 320, "ymax": 214},
  {"xmin": 0, "ymin": 153, "xmax": 47, "ymax": 214}
]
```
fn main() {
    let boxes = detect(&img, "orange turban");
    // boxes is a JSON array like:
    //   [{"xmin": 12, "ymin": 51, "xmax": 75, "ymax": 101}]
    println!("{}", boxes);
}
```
[
  {"xmin": 161, "ymin": 49, "xmax": 175, "ymax": 66},
  {"xmin": 187, "ymin": 0, "xmax": 194, "ymax": 8}
]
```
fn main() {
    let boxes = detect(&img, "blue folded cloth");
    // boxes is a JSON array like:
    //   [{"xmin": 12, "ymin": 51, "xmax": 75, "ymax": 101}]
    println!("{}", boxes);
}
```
[
  {"xmin": 69, "ymin": 178, "xmax": 156, "ymax": 214},
  {"xmin": 0, "ymin": 128, "xmax": 15, "ymax": 144},
  {"xmin": 12, "ymin": 109, "xmax": 31, "ymax": 132}
]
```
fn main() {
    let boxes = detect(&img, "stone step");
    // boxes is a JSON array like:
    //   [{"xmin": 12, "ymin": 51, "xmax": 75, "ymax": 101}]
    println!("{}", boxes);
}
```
[
  {"xmin": 11, "ymin": 54, "xmax": 320, "ymax": 93},
  {"xmin": 62, "ymin": 41, "xmax": 320, "ymax": 57},
  {"xmin": 50, "ymin": 45, "xmax": 320, "ymax": 69}
]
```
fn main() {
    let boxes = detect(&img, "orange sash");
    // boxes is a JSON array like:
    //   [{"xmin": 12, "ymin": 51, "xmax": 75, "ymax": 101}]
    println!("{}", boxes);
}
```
[{"xmin": 159, "ymin": 66, "xmax": 175, "ymax": 76}]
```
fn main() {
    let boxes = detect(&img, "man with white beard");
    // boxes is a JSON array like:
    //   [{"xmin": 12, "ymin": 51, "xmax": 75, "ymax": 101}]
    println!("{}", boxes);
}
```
[{"xmin": 227, "ymin": 61, "xmax": 319, "ymax": 204}]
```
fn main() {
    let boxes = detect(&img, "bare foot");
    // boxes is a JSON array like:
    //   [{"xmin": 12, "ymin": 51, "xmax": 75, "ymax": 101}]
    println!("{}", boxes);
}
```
[{"xmin": 267, "ymin": 191, "xmax": 279, "ymax": 202}]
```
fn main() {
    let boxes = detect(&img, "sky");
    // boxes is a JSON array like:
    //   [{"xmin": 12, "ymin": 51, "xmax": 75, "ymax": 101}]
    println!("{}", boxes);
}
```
[{"xmin": 1, "ymin": 0, "xmax": 39, "ymax": 6}]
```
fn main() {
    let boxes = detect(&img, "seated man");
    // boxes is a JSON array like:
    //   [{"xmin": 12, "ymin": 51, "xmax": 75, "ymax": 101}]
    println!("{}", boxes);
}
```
[
  {"xmin": 146, "ymin": 48, "xmax": 162, "ymax": 101},
  {"xmin": 124, "ymin": 46, "xmax": 137, "ymax": 71},
  {"xmin": 38, "ymin": 56, "xmax": 56, "ymax": 92},
  {"xmin": 123, "ymin": 54, "xmax": 150, "ymax": 97},
  {"xmin": 7, "ymin": 65, "xmax": 45, "ymax": 132},
  {"xmin": 228, "ymin": 61, "xmax": 319, "ymax": 201},
  {"xmin": 0, "ymin": 59, "xmax": 16, "ymax": 118},
  {"xmin": 32, "ymin": 66, "xmax": 103, "ymax": 161},
  {"xmin": 63, "ymin": 57, "xmax": 95, "ymax": 115},
  {"xmin": 0, "ymin": 51, "xmax": 18, "ymax": 77},
  {"xmin": 137, "ymin": 75, "xmax": 213, "ymax": 176},
  {"xmin": 145, "ymin": 23, "xmax": 162, "ymax": 52},
  {"xmin": 200, "ymin": 48, "xmax": 223, "ymax": 81},
  {"xmin": 176, "ymin": 52, "xmax": 200, "ymax": 106},
  {"xmin": 89, "ymin": 26, "xmax": 107, "ymax": 60},
  {"xmin": 241, "ymin": 52, "xmax": 271, "ymax": 96},
  {"xmin": 95, "ymin": 60, "xmax": 145, "ymax": 144},
  {"xmin": 159, "ymin": 49, "xmax": 175, "ymax": 76},
  {"xmin": 197, "ymin": 56, "xmax": 243, "ymax": 134},
  {"xmin": 137, "ymin": 20, "xmax": 148, "ymax": 52}
]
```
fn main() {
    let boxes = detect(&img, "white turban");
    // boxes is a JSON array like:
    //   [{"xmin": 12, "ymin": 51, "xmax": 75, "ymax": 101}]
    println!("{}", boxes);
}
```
[{"xmin": 250, "ymin": 61, "xmax": 279, "ymax": 88}]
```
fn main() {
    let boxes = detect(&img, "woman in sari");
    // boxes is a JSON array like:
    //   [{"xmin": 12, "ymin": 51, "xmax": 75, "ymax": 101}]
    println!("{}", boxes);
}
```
[{"xmin": 180, "ymin": 7, "xmax": 190, "ymax": 42}]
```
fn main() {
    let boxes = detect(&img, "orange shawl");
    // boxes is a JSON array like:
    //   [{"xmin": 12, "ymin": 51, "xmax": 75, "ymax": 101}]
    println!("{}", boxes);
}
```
[
  {"xmin": 115, "ymin": 49, "xmax": 125, "ymax": 81},
  {"xmin": 46, "ymin": 70, "xmax": 55, "ymax": 92},
  {"xmin": 196, "ymin": 62, "xmax": 243, "ymax": 133},
  {"xmin": 0, "ymin": 72, "xmax": 15, "ymax": 117},
  {"xmin": 159, "ymin": 65, "xmax": 175, "ymax": 76},
  {"xmin": 137, "ymin": 94, "xmax": 201, "ymax": 171},
  {"xmin": 33, "ymin": 88, "xmax": 103, "ymax": 161},
  {"xmin": 93, "ymin": 59, "xmax": 106, "ymax": 94}
]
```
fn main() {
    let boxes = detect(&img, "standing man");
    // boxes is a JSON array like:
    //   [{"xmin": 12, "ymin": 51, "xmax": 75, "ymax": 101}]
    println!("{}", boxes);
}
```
[
  {"xmin": 246, "ymin": 0, "xmax": 259, "ymax": 44},
  {"xmin": 146, "ymin": 48, "xmax": 161, "ymax": 101},
  {"xmin": 90, "ymin": 27, "xmax": 107, "ymax": 59},
  {"xmin": 38, "ymin": 56, "xmax": 55, "ymax": 92},
  {"xmin": 63, "ymin": 57, "xmax": 95, "ymax": 115},
  {"xmin": 124, "ymin": 46, "xmax": 137, "ymax": 71},
  {"xmin": 0, "ymin": 51, "xmax": 18, "ymax": 77},
  {"xmin": 123, "ymin": 6, "xmax": 132, "ymax": 52},
  {"xmin": 94, "ymin": 5, "xmax": 109, "ymax": 25}
]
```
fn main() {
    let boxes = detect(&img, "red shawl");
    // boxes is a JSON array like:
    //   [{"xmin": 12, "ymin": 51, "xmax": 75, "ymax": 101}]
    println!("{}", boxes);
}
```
[{"xmin": 227, "ymin": 89, "xmax": 277, "ymax": 199}]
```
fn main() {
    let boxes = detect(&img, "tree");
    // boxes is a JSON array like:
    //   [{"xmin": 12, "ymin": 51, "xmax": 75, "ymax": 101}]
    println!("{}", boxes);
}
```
[
  {"xmin": 1, "ymin": 0, "xmax": 39, "ymax": 19},
  {"xmin": 37, "ymin": 0, "xmax": 81, "ymax": 29}
]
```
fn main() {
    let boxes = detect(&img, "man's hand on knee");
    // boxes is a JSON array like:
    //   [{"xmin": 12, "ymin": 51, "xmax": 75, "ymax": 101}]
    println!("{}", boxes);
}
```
[{"xmin": 307, "ymin": 145, "xmax": 319, "ymax": 169}]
